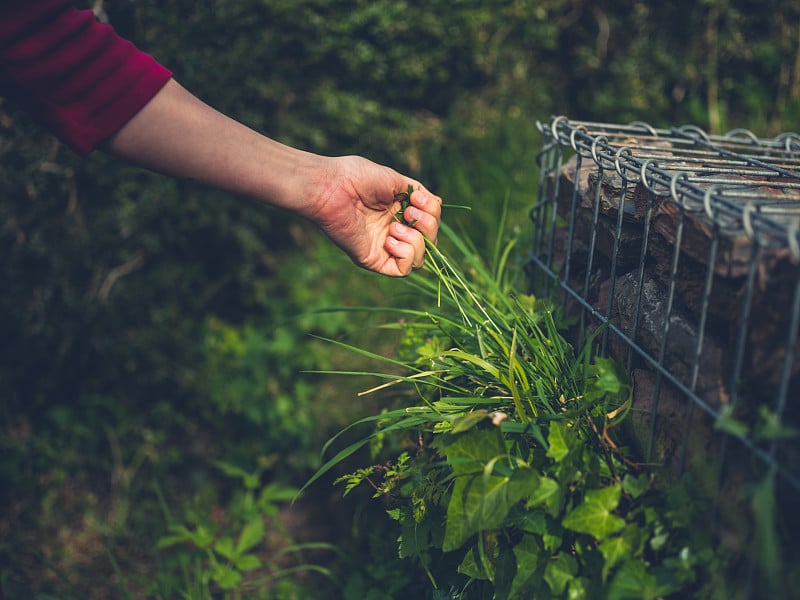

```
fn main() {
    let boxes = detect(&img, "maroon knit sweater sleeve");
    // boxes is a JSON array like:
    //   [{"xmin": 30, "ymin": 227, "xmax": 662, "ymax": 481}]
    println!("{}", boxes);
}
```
[{"xmin": 0, "ymin": 0, "xmax": 172, "ymax": 156}]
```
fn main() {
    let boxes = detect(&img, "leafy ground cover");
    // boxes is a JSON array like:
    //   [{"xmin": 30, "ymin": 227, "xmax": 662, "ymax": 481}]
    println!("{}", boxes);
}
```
[{"xmin": 301, "ymin": 214, "xmax": 738, "ymax": 599}]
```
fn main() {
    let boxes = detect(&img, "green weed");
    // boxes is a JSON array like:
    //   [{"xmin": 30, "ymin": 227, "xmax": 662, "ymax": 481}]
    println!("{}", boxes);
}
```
[
  {"xmin": 152, "ymin": 461, "xmax": 336, "ymax": 600},
  {"xmin": 302, "ymin": 216, "xmax": 734, "ymax": 599}
]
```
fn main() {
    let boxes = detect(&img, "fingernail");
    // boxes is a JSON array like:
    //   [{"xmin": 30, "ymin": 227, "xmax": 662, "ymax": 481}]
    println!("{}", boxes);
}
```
[{"xmin": 407, "ymin": 207, "xmax": 422, "ymax": 221}]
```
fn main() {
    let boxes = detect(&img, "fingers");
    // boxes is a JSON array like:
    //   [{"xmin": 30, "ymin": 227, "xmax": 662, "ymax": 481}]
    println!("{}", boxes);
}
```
[
  {"xmin": 385, "ymin": 220, "xmax": 426, "ymax": 276},
  {"xmin": 384, "ymin": 182, "xmax": 441, "ymax": 277},
  {"xmin": 401, "ymin": 184, "xmax": 442, "ymax": 245}
]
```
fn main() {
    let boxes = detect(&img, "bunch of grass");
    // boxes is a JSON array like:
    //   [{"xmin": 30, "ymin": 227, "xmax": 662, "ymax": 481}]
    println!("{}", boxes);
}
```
[{"xmin": 300, "ymin": 206, "xmax": 629, "ymax": 496}]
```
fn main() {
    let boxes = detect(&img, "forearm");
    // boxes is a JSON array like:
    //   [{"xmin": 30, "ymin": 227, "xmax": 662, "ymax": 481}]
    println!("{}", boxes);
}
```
[
  {"xmin": 3, "ymin": 4, "xmax": 440, "ymax": 278},
  {"xmin": 104, "ymin": 78, "xmax": 441, "ymax": 277},
  {"xmin": 104, "ymin": 78, "xmax": 330, "ymax": 218}
]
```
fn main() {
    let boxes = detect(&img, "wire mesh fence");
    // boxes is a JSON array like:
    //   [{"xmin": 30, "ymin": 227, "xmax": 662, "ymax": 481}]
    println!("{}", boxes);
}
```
[{"xmin": 528, "ymin": 116, "xmax": 800, "ymax": 594}]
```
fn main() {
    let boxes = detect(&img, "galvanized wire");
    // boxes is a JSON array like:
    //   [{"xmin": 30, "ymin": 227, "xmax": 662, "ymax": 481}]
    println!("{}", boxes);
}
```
[{"xmin": 530, "ymin": 116, "xmax": 800, "ymax": 494}]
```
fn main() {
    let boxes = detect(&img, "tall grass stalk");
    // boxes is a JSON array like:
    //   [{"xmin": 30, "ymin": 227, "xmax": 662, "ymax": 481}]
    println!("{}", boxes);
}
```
[{"xmin": 299, "ymin": 209, "xmax": 620, "ymax": 498}]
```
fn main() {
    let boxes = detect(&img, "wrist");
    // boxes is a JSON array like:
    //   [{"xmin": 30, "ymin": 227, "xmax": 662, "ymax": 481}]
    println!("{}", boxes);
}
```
[
  {"xmin": 287, "ymin": 153, "xmax": 348, "ymax": 228},
  {"xmin": 284, "ymin": 151, "xmax": 337, "ymax": 223}
]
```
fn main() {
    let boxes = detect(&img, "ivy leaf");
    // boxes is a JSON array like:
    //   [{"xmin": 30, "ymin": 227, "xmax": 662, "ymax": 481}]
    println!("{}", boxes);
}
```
[
  {"xmin": 586, "ymin": 356, "xmax": 624, "ymax": 400},
  {"xmin": 542, "ymin": 532, "xmax": 562, "ymax": 554},
  {"xmin": 621, "ymin": 473, "xmax": 650, "ymax": 500},
  {"xmin": 600, "ymin": 535, "xmax": 629, "ymax": 582},
  {"xmin": 607, "ymin": 559, "xmax": 660, "ymax": 600},
  {"xmin": 563, "ymin": 485, "xmax": 625, "ymax": 540},
  {"xmin": 444, "ymin": 428, "xmax": 506, "ymax": 476},
  {"xmin": 458, "ymin": 546, "xmax": 490, "ymax": 580},
  {"xmin": 518, "ymin": 510, "xmax": 546, "ymax": 534},
  {"xmin": 544, "ymin": 552, "xmax": 578, "ymax": 595},
  {"xmin": 599, "ymin": 524, "xmax": 641, "ymax": 582},
  {"xmin": 546, "ymin": 421, "xmax": 571, "ymax": 463},
  {"xmin": 525, "ymin": 476, "xmax": 559, "ymax": 508},
  {"xmin": 568, "ymin": 577, "xmax": 588, "ymax": 599},
  {"xmin": 509, "ymin": 535, "xmax": 543, "ymax": 599},
  {"xmin": 443, "ymin": 465, "xmax": 539, "ymax": 551}
]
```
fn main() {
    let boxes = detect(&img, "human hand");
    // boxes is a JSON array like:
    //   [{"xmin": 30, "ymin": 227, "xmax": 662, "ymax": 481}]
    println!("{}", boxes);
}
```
[
  {"xmin": 307, "ymin": 155, "xmax": 442, "ymax": 277},
  {"xmin": 102, "ymin": 80, "xmax": 440, "ymax": 277}
]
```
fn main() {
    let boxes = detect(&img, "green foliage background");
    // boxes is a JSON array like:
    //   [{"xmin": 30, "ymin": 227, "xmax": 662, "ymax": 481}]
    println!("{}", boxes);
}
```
[{"xmin": 1, "ymin": 0, "xmax": 798, "ymax": 597}]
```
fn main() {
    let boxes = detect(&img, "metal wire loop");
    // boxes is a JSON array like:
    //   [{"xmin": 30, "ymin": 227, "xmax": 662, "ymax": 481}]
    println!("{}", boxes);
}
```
[
  {"xmin": 723, "ymin": 128, "xmax": 761, "ymax": 146},
  {"xmin": 703, "ymin": 186, "xmax": 717, "ymax": 220},
  {"xmin": 569, "ymin": 125, "xmax": 588, "ymax": 153},
  {"xmin": 639, "ymin": 159, "xmax": 662, "ymax": 193},
  {"xmin": 789, "ymin": 219, "xmax": 800, "ymax": 262},
  {"xmin": 535, "ymin": 144, "xmax": 556, "ymax": 168},
  {"xmin": 614, "ymin": 146, "xmax": 636, "ymax": 180},
  {"xmin": 776, "ymin": 132, "xmax": 800, "ymax": 153},
  {"xmin": 628, "ymin": 120, "xmax": 658, "ymax": 136},
  {"xmin": 678, "ymin": 123, "xmax": 711, "ymax": 142},
  {"xmin": 590, "ymin": 135, "xmax": 613, "ymax": 168},
  {"xmin": 742, "ymin": 203, "xmax": 756, "ymax": 240},
  {"xmin": 550, "ymin": 115, "xmax": 569, "ymax": 143},
  {"xmin": 669, "ymin": 172, "xmax": 690, "ymax": 208}
]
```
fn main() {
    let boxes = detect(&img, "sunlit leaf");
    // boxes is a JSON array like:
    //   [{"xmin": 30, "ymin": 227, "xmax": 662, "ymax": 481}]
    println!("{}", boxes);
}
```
[
  {"xmin": 235, "ymin": 554, "xmax": 262, "ymax": 572},
  {"xmin": 236, "ymin": 518, "xmax": 265, "ymax": 555},
  {"xmin": 546, "ymin": 421, "xmax": 571, "ymax": 463},
  {"xmin": 568, "ymin": 577, "xmax": 588, "ymax": 600},
  {"xmin": 714, "ymin": 404, "xmax": 749, "ymax": 437},
  {"xmin": 215, "ymin": 536, "xmax": 236, "ymax": 560},
  {"xmin": 191, "ymin": 525, "xmax": 215, "ymax": 549},
  {"xmin": 563, "ymin": 485, "xmax": 625, "ymax": 540},
  {"xmin": 445, "ymin": 428, "xmax": 506, "ymax": 475},
  {"xmin": 586, "ymin": 356, "xmax": 623, "ymax": 400},
  {"xmin": 443, "ymin": 460, "xmax": 540, "ymax": 551},
  {"xmin": 212, "ymin": 565, "xmax": 242, "ymax": 590},
  {"xmin": 526, "ymin": 476, "xmax": 559, "ymax": 508}
]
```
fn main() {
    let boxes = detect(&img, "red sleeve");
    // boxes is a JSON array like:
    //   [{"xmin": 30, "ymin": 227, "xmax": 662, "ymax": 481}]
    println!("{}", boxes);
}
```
[{"xmin": 0, "ymin": 0, "xmax": 172, "ymax": 156}]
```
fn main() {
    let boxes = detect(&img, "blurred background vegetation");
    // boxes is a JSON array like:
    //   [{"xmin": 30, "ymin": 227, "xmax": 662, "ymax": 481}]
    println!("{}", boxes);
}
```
[{"xmin": 1, "ymin": 0, "xmax": 798, "ymax": 597}]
